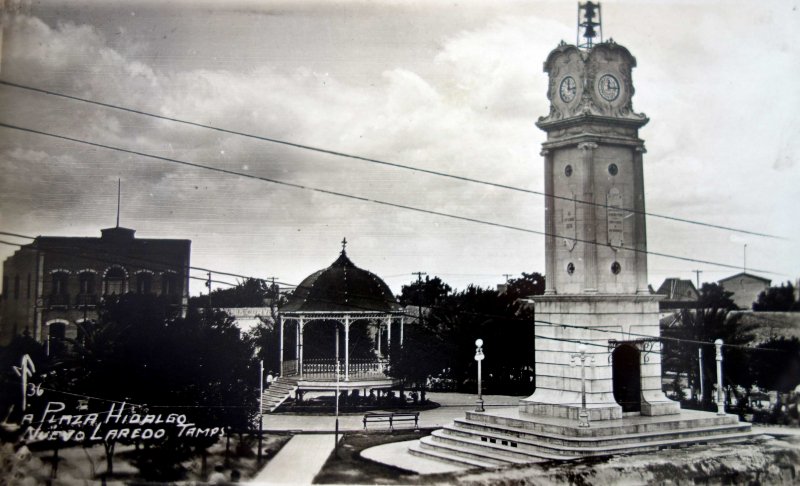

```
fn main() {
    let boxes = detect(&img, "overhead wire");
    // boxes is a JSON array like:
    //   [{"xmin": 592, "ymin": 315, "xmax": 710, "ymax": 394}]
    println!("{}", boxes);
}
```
[
  {"xmin": 0, "ymin": 233, "xmax": 789, "ymax": 353},
  {"xmin": 0, "ymin": 123, "xmax": 781, "ymax": 276},
  {"xmin": 0, "ymin": 79, "xmax": 785, "ymax": 240}
]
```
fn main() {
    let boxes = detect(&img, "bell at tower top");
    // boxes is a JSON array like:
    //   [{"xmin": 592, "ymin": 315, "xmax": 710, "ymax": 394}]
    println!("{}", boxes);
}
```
[
  {"xmin": 538, "ymin": 3, "xmax": 647, "ymax": 132},
  {"xmin": 577, "ymin": 2, "xmax": 602, "ymax": 50}
]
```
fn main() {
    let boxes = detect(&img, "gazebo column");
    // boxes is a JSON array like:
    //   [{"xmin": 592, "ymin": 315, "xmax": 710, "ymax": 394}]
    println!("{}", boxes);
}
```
[
  {"xmin": 386, "ymin": 316, "xmax": 392, "ymax": 357},
  {"xmin": 345, "ymin": 315, "xmax": 350, "ymax": 381},
  {"xmin": 279, "ymin": 316, "xmax": 285, "ymax": 376},
  {"xmin": 376, "ymin": 319, "xmax": 382, "ymax": 355},
  {"xmin": 400, "ymin": 315, "xmax": 404, "ymax": 346},
  {"xmin": 299, "ymin": 318, "xmax": 305, "ymax": 376}
]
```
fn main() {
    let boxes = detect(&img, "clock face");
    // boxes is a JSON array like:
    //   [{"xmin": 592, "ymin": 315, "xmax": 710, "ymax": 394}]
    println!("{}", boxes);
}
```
[
  {"xmin": 559, "ymin": 76, "xmax": 577, "ymax": 103},
  {"xmin": 598, "ymin": 74, "xmax": 620, "ymax": 101}
]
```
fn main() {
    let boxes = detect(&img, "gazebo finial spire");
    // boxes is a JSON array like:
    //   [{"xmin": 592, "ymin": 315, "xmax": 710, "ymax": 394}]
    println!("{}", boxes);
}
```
[{"xmin": 341, "ymin": 237, "xmax": 348, "ymax": 255}]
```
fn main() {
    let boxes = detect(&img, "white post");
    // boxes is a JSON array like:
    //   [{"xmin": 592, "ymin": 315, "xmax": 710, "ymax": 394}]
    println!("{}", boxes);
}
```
[
  {"xmin": 571, "ymin": 344, "xmax": 590, "ymax": 427},
  {"xmin": 400, "ymin": 315, "xmax": 404, "ymax": 346},
  {"xmin": 474, "ymin": 339, "xmax": 485, "ymax": 412},
  {"xmin": 698, "ymin": 347, "xmax": 704, "ymax": 401},
  {"xmin": 715, "ymin": 339, "xmax": 725, "ymax": 415}
]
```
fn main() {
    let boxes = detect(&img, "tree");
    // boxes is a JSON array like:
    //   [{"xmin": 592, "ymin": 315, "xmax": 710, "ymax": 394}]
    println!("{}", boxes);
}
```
[
  {"xmin": 47, "ymin": 294, "xmax": 259, "ymax": 477},
  {"xmin": 190, "ymin": 277, "xmax": 278, "ymax": 309},
  {"xmin": 398, "ymin": 276, "xmax": 451, "ymax": 307},
  {"xmin": 750, "ymin": 337, "xmax": 800, "ymax": 393},
  {"xmin": 753, "ymin": 281, "xmax": 799, "ymax": 312},
  {"xmin": 504, "ymin": 272, "xmax": 545, "ymax": 300},
  {"xmin": 391, "ymin": 277, "xmax": 537, "ymax": 396},
  {"xmin": 661, "ymin": 283, "xmax": 754, "ymax": 405}
]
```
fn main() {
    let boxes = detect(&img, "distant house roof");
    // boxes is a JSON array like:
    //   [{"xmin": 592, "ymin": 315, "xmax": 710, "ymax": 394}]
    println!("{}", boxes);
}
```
[
  {"xmin": 719, "ymin": 272, "xmax": 772, "ymax": 285},
  {"xmin": 655, "ymin": 278, "xmax": 699, "ymax": 310},
  {"xmin": 655, "ymin": 278, "xmax": 699, "ymax": 301},
  {"xmin": 282, "ymin": 250, "xmax": 400, "ymax": 314}
]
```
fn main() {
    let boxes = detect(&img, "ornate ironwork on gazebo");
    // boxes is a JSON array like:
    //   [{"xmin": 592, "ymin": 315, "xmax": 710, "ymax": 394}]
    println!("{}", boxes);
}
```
[{"xmin": 278, "ymin": 239, "xmax": 404, "ymax": 391}]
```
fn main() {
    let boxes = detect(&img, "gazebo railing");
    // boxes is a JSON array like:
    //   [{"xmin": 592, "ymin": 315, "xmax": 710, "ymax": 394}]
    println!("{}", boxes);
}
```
[{"xmin": 283, "ymin": 358, "xmax": 390, "ymax": 380}]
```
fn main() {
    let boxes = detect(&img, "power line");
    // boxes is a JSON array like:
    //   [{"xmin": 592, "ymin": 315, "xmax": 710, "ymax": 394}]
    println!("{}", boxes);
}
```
[
  {"xmin": 0, "ymin": 236, "xmax": 788, "ymax": 354},
  {"xmin": 0, "ymin": 122, "xmax": 782, "ymax": 276},
  {"xmin": 0, "ymin": 79, "xmax": 785, "ymax": 241}
]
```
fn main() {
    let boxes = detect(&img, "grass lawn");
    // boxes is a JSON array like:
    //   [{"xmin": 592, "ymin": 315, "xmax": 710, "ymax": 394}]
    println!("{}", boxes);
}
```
[{"xmin": 313, "ymin": 429, "xmax": 460, "ymax": 485}]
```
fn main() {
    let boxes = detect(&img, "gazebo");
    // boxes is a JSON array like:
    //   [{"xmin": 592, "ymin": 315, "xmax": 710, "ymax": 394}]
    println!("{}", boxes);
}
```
[{"xmin": 275, "ymin": 240, "xmax": 405, "ymax": 401}]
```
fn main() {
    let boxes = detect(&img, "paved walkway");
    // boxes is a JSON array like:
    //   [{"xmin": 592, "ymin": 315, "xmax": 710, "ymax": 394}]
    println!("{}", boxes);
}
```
[
  {"xmin": 248, "ymin": 434, "xmax": 338, "ymax": 485},
  {"xmin": 261, "ymin": 392, "xmax": 523, "ymax": 432}
]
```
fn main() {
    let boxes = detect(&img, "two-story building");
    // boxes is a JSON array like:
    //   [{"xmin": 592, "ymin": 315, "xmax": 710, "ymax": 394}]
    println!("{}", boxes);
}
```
[{"xmin": 0, "ymin": 226, "xmax": 191, "ymax": 350}]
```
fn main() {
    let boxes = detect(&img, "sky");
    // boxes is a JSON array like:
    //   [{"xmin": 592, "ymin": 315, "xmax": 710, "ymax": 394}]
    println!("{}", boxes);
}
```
[{"xmin": 0, "ymin": 0, "xmax": 797, "ymax": 296}]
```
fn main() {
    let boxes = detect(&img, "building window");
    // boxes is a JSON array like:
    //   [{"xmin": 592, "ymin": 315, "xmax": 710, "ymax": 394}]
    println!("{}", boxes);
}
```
[
  {"xmin": 611, "ymin": 261, "xmax": 622, "ymax": 275},
  {"xmin": 13, "ymin": 275, "xmax": 19, "ymax": 300},
  {"xmin": 104, "ymin": 267, "xmax": 127, "ymax": 295},
  {"xmin": 49, "ymin": 272, "xmax": 70, "ymax": 308},
  {"xmin": 51, "ymin": 272, "xmax": 69, "ymax": 296},
  {"xmin": 2, "ymin": 276, "xmax": 7, "ymax": 299},
  {"xmin": 26, "ymin": 274, "xmax": 31, "ymax": 299},
  {"xmin": 79, "ymin": 272, "xmax": 96, "ymax": 294},
  {"xmin": 161, "ymin": 274, "xmax": 178, "ymax": 296},
  {"xmin": 136, "ymin": 273, "xmax": 153, "ymax": 294}
]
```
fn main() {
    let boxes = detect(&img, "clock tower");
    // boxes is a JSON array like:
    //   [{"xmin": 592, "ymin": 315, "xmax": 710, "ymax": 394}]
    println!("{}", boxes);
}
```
[{"xmin": 521, "ymin": 2, "xmax": 680, "ymax": 420}]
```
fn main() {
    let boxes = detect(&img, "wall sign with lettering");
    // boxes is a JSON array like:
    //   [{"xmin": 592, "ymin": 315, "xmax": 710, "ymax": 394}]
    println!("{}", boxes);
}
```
[{"xmin": 607, "ymin": 187, "xmax": 625, "ymax": 250}]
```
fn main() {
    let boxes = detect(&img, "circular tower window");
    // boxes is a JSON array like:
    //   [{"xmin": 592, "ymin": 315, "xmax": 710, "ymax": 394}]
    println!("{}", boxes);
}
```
[
  {"xmin": 608, "ymin": 163, "xmax": 619, "ymax": 176},
  {"xmin": 611, "ymin": 261, "xmax": 621, "ymax": 275},
  {"xmin": 566, "ymin": 262, "xmax": 575, "ymax": 275},
  {"xmin": 564, "ymin": 165, "xmax": 573, "ymax": 177}
]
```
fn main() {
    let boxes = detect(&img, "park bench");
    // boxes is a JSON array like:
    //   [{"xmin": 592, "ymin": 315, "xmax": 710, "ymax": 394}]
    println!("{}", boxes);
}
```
[{"xmin": 362, "ymin": 412, "xmax": 419, "ymax": 430}]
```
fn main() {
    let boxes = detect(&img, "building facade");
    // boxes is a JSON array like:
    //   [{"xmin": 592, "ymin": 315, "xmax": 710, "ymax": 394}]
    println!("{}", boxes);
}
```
[
  {"xmin": 718, "ymin": 272, "xmax": 771, "ymax": 310},
  {"xmin": 0, "ymin": 226, "xmax": 191, "ymax": 348}
]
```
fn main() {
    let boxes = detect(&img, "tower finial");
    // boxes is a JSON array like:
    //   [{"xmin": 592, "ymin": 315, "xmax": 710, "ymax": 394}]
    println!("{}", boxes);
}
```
[
  {"xmin": 577, "ymin": 2, "xmax": 603, "ymax": 50},
  {"xmin": 116, "ymin": 178, "xmax": 121, "ymax": 228},
  {"xmin": 341, "ymin": 237, "xmax": 348, "ymax": 255}
]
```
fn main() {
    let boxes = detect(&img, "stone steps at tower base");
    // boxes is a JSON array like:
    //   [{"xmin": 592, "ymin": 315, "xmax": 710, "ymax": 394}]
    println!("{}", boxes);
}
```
[{"xmin": 410, "ymin": 409, "xmax": 758, "ymax": 469}]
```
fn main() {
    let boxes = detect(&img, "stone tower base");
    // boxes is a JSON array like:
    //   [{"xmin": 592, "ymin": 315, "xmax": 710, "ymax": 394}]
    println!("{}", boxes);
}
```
[{"xmin": 521, "ymin": 293, "xmax": 680, "ymax": 421}]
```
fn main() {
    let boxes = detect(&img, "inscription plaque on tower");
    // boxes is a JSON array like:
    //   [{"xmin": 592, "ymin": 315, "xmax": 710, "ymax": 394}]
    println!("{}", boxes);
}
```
[
  {"xmin": 562, "ymin": 192, "xmax": 577, "ymax": 251},
  {"xmin": 607, "ymin": 187, "xmax": 624, "ymax": 249}
]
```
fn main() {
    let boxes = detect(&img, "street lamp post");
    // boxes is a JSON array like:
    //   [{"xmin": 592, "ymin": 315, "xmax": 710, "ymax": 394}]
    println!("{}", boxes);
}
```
[
  {"xmin": 570, "ymin": 343, "xmax": 592, "ymax": 428},
  {"xmin": 258, "ymin": 359, "xmax": 264, "ymax": 463},
  {"xmin": 715, "ymin": 339, "xmax": 725, "ymax": 415},
  {"xmin": 474, "ymin": 339, "xmax": 485, "ymax": 412}
]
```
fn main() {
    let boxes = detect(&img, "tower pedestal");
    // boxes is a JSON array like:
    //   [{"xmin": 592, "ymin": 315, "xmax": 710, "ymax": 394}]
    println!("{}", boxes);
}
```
[{"xmin": 521, "ymin": 294, "xmax": 680, "ymax": 420}]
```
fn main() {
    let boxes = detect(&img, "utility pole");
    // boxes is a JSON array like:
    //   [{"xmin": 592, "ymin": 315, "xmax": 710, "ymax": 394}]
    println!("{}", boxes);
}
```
[
  {"xmin": 502, "ymin": 274, "xmax": 513, "ymax": 283},
  {"xmin": 743, "ymin": 244, "xmax": 747, "ymax": 273},
  {"xmin": 412, "ymin": 272, "xmax": 427, "ymax": 326},
  {"xmin": 205, "ymin": 272, "xmax": 212, "ymax": 322},
  {"xmin": 692, "ymin": 270, "xmax": 702, "ymax": 290}
]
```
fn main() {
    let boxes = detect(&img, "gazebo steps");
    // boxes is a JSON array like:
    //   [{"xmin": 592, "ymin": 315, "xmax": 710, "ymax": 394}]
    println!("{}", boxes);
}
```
[{"xmin": 262, "ymin": 376, "xmax": 298, "ymax": 413}]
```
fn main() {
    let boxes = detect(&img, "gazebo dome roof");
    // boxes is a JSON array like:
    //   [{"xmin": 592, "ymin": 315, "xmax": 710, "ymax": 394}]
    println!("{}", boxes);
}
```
[{"xmin": 283, "ymin": 249, "xmax": 400, "ymax": 313}]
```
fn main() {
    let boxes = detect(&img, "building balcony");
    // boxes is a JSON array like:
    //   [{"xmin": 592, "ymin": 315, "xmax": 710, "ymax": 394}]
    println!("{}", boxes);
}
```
[
  {"xmin": 47, "ymin": 294, "xmax": 70, "ymax": 309},
  {"xmin": 75, "ymin": 294, "xmax": 98, "ymax": 307}
]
